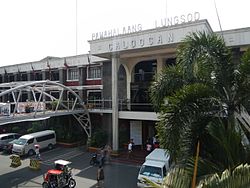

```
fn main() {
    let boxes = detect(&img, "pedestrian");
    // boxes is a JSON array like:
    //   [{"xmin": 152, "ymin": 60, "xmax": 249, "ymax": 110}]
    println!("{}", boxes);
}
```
[
  {"xmin": 152, "ymin": 135, "xmax": 157, "ymax": 145},
  {"xmin": 127, "ymin": 139, "xmax": 133, "ymax": 159},
  {"xmin": 104, "ymin": 144, "xmax": 112, "ymax": 164},
  {"xmin": 146, "ymin": 142, "xmax": 152, "ymax": 154},
  {"xmin": 100, "ymin": 147, "xmax": 105, "ymax": 166},
  {"xmin": 96, "ymin": 165, "xmax": 104, "ymax": 188},
  {"xmin": 35, "ymin": 144, "xmax": 40, "ymax": 160}
]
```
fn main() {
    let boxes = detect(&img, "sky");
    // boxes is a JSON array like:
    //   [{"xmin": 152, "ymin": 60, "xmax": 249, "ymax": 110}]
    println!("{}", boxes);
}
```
[{"xmin": 0, "ymin": 0, "xmax": 249, "ymax": 66}]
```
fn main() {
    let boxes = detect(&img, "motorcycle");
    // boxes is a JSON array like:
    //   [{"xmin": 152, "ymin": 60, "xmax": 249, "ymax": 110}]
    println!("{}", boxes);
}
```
[{"xmin": 89, "ymin": 153, "xmax": 105, "ymax": 166}]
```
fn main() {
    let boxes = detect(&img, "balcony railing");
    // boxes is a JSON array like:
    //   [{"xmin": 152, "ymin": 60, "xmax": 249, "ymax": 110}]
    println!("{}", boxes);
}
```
[{"xmin": 86, "ymin": 99, "xmax": 154, "ymax": 112}]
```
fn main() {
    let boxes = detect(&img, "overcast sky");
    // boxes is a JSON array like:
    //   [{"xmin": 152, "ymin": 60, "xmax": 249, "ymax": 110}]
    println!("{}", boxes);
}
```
[{"xmin": 0, "ymin": 0, "xmax": 249, "ymax": 66}]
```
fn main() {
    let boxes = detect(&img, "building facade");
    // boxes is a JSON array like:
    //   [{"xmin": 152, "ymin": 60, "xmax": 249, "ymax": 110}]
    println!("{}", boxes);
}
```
[{"xmin": 0, "ymin": 19, "xmax": 250, "ymax": 151}]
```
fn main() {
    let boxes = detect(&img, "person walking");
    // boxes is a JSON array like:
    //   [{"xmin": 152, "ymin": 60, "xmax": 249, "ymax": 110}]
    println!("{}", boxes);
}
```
[
  {"xmin": 104, "ymin": 144, "xmax": 112, "ymax": 164},
  {"xmin": 100, "ymin": 147, "xmax": 105, "ymax": 166},
  {"xmin": 96, "ymin": 165, "xmax": 104, "ymax": 188}
]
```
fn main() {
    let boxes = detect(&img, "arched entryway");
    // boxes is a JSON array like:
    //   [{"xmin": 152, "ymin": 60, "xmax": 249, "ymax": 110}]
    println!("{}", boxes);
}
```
[{"xmin": 131, "ymin": 60, "xmax": 157, "ymax": 111}]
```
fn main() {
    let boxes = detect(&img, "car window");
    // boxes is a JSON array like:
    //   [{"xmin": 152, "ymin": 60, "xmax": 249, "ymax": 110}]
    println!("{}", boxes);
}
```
[
  {"xmin": 7, "ymin": 135, "xmax": 14, "ymax": 139},
  {"xmin": 27, "ymin": 138, "xmax": 34, "ymax": 144},
  {"xmin": 1, "ymin": 136, "xmax": 8, "ymax": 140},
  {"xmin": 14, "ymin": 134, "xmax": 21, "ymax": 139},
  {"xmin": 15, "ymin": 138, "xmax": 27, "ymax": 145},
  {"xmin": 139, "ymin": 165, "xmax": 162, "ymax": 178},
  {"xmin": 163, "ymin": 166, "xmax": 167, "ymax": 176}
]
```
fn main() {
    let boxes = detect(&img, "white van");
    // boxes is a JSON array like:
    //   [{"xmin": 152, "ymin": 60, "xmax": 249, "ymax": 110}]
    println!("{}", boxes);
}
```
[
  {"xmin": 12, "ymin": 130, "xmax": 56, "ymax": 156},
  {"xmin": 137, "ymin": 148, "xmax": 170, "ymax": 187}
]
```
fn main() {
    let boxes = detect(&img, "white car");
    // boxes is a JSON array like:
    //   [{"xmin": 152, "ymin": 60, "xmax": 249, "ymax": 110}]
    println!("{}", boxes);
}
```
[{"xmin": 0, "ymin": 133, "xmax": 21, "ymax": 150}]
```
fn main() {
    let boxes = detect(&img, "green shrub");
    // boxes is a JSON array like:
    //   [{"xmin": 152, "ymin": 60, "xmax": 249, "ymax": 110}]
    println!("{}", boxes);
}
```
[
  {"xmin": 90, "ymin": 129, "xmax": 108, "ymax": 148},
  {"xmin": 12, "ymin": 126, "xmax": 20, "ymax": 133}
]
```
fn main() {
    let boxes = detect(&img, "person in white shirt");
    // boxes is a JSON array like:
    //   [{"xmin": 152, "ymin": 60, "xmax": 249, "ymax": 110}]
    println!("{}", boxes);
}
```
[
  {"xmin": 127, "ymin": 140, "xmax": 133, "ymax": 159},
  {"xmin": 35, "ymin": 145, "xmax": 40, "ymax": 159}
]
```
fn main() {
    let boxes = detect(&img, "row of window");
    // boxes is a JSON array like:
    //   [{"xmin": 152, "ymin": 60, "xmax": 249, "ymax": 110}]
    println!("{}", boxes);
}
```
[
  {"xmin": 0, "ymin": 66, "xmax": 102, "ymax": 83},
  {"xmin": 67, "ymin": 66, "xmax": 102, "ymax": 81}
]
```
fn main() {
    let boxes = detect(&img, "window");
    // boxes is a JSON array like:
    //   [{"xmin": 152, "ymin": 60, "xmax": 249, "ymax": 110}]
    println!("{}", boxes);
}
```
[
  {"xmin": 139, "ymin": 165, "xmax": 162, "ymax": 178},
  {"xmin": 87, "ymin": 66, "xmax": 102, "ymax": 80},
  {"xmin": 36, "ymin": 133, "xmax": 55, "ymax": 142},
  {"xmin": 51, "ymin": 70, "xmax": 59, "ymax": 81},
  {"xmin": 27, "ymin": 138, "xmax": 34, "ymax": 144},
  {"xmin": 1, "ymin": 136, "xmax": 8, "ymax": 140},
  {"xmin": 7, "ymin": 135, "xmax": 14, "ymax": 139},
  {"xmin": 87, "ymin": 90, "xmax": 102, "ymax": 100},
  {"xmin": 21, "ymin": 73, "xmax": 28, "ymax": 81},
  {"xmin": 67, "ymin": 68, "xmax": 79, "ymax": 81}
]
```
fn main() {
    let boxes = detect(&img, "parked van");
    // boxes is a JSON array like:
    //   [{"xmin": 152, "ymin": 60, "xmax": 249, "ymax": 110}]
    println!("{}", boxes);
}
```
[
  {"xmin": 0, "ymin": 133, "xmax": 21, "ymax": 150},
  {"xmin": 137, "ymin": 148, "xmax": 170, "ymax": 187},
  {"xmin": 12, "ymin": 130, "xmax": 56, "ymax": 156}
]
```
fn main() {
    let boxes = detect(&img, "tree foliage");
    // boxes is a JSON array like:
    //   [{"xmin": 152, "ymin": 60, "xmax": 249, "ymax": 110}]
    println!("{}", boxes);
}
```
[{"xmin": 149, "ymin": 32, "xmax": 250, "ymax": 186}]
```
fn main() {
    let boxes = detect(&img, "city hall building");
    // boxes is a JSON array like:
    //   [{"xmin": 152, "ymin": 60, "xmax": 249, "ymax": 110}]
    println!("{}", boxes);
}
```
[{"xmin": 0, "ymin": 19, "xmax": 250, "ymax": 151}]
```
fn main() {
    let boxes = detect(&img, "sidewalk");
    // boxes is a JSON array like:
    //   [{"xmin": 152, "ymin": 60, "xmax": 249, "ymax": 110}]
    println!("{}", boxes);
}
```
[{"xmin": 111, "ymin": 149, "xmax": 147, "ymax": 166}]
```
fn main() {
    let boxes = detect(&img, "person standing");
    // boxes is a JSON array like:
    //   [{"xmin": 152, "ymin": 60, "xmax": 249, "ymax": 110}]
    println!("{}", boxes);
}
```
[
  {"xmin": 96, "ymin": 165, "xmax": 104, "ymax": 188},
  {"xmin": 35, "ymin": 144, "xmax": 40, "ymax": 160},
  {"xmin": 146, "ymin": 141, "xmax": 152, "ymax": 154},
  {"xmin": 127, "ymin": 140, "xmax": 133, "ymax": 159}
]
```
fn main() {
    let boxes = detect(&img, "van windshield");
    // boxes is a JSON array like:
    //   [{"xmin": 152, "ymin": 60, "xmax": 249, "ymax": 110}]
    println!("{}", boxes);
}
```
[
  {"xmin": 139, "ymin": 165, "xmax": 162, "ymax": 178},
  {"xmin": 15, "ymin": 138, "xmax": 27, "ymax": 145}
]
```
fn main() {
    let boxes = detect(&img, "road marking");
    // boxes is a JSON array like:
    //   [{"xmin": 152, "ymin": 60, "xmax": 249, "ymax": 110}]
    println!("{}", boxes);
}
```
[
  {"xmin": 73, "ymin": 165, "xmax": 92, "ymax": 175},
  {"xmin": 41, "ymin": 150, "xmax": 85, "ymax": 165}
]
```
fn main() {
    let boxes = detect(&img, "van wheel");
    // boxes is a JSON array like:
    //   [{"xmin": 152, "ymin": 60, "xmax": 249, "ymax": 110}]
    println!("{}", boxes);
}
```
[
  {"xmin": 48, "ymin": 144, "xmax": 53, "ymax": 150},
  {"xmin": 28, "ymin": 149, "xmax": 35, "ymax": 156}
]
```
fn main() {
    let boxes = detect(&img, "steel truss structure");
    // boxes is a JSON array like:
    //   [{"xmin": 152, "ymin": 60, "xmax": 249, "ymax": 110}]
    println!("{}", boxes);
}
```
[{"xmin": 0, "ymin": 80, "xmax": 91, "ymax": 137}]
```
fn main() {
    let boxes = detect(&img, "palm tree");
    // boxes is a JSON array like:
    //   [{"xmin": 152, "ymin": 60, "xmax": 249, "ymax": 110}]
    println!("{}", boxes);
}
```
[
  {"xmin": 144, "ymin": 163, "xmax": 250, "ymax": 188},
  {"xmin": 150, "ymin": 32, "xmax": 250, "ymax": 177}
]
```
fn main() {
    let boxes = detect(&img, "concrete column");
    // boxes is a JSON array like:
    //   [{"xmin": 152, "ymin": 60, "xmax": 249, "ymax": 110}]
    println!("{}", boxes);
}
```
[
  {"xmin": 112, "ymin": 54, "xmax": 120, "ymax": 151},
  {"xmin": 126, "ymin": 70, "xmax": 131, "ymax": 110},
  {"xmin": 42, "ymin": 70, "xmax": 46, "ymax": 80},
  {"xmin": 27, "ymin": 72, "xmax": 32, "ymax": 100},
  {"xmin": 78, "ymin": 66, "xmax": 84, "ymax": 99},
  {"xmin": 157, "ymin": 57, "xmax": 164, "ymax": 74},
  {"xmin": 14, "ymin": 73, "xmax": 18, "ymax": 81},
  {"xmin": 59, "ymin": 68, "xmax": 64, "ymax": 84}
]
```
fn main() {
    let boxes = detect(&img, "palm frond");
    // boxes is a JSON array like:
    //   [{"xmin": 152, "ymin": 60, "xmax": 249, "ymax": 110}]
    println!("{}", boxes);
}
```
[
  {"xmin": 149, "ymin": 65, "xmax": 184, "ymax": 112},
  {"xmin": 197, "ymin": 163, "xmax": 250, "ymax": 188}
]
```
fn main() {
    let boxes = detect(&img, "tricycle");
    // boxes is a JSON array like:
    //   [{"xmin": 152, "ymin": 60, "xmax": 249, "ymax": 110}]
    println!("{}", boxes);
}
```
[{"xmin": 42, "ymin": 160, "xmax": 76, "ymax": 188}]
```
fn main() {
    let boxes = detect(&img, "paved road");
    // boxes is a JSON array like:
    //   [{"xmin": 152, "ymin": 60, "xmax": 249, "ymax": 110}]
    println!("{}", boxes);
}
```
[{"xmin": 0, "ymin": 146, "xmax": 141, "ymax": 188}]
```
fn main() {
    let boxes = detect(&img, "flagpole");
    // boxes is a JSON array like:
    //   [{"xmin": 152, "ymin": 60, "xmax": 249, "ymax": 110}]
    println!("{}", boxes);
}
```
[
  {"xmin": 76, "ymin": 0, "xmax": 78, "ymax": 55},
  {"xmin": 166, "ymin": 0, "xmax": 167, "ymax": 19},
  {"xmin": 214, "ymin": 0, "xmax": 224, "ymax": 38}
]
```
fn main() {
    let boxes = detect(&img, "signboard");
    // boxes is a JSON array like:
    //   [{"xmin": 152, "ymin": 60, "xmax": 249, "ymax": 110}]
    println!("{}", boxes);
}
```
[
  {"xmin": 0, "ymin": 103, "xmax": 10, "ymax": 116},
  {"xmin": 17, "ymin": 102, "xmax": 46, "ymax": 113},
  {"xmin": 89, "ymin": 20, "xmax": 212, "ymax": 55}
]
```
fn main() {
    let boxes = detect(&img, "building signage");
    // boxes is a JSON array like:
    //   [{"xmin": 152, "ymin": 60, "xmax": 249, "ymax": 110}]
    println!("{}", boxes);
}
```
[
  {"xmin": 108, "ymin": 32, "xmax": 174, "ymax": 52},
  {"xmin": 92, "ymin": 24, "xmax": 142, "ymax": 41},
  {"xmin": 154, "ymin": 12, "xmax": 200, "ymax": 28},
  {"xmin": 91, "ymin": 12, "xmax": 200, "ymax": 41},
  {"xmin": 90, "ymin": 15, "xmax": 210, "ymax": 55}
]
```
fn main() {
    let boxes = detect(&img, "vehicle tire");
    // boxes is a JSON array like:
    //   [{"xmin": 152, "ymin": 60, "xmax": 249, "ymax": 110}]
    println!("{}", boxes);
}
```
[
  {"xmin": 48, "ymin": 144, "xmax": 53, "ymax": 150},
  {"xmin": 68, "ymin": 178, "xmax": 76, "ymax": 188},
  {"xmin": 42, "ymin": 182, "xmax": 50, "ymax": 188},
  {"xmin": 28, "ymin": 149, "xmax": 35, "ymax": 156}
]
